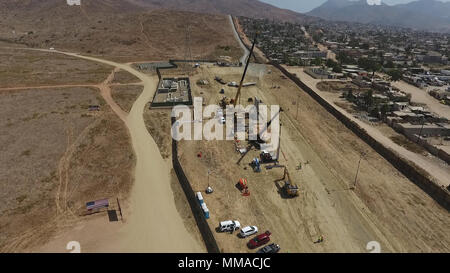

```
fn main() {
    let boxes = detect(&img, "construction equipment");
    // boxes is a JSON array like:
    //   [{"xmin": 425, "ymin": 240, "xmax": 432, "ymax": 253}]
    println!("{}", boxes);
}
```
[
  {"xmin": 238, "ymin": 178, "xmax": 250, "ymax": 196},
  {"xmin": 233, "ymin": 33, "xmax": 258, "ymax": 107},
  {"xmin": 219, "ymin": 96, "xmax": 231, "ymax": 109},
  {"xmin": 260, "ymin": 150, "xmax": 276, "ymax": 163},
  {"xmin": 257, "ymin": 107, "xmax": 282, "ymax": 140},
  {"xmin": 215, "ymin": 76, "xmax": 227, "ymax": 85},
  {"xmin": 251, "ymin": 158, "xmax": 261, "ymax": 173},
  {"xmin": 280, "ymin": 167, "xmax": 299, "ymax": 197},
  {"xmin": 258, "ymin": 109, "xmax": 283, "ymax": 168}
]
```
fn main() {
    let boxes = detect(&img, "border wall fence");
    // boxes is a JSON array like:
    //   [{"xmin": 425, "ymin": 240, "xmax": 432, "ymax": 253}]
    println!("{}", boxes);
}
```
[
  {"xmin": 271, "ymin": 62, "xmax": 450, "ymax": 211},
  {"xmin": 171, "ymin": 117, "xmax": 221, "ymax": 253},
  {"xmin": 144, "ymin": 38, "xmax": 450, "ymax": 254}
]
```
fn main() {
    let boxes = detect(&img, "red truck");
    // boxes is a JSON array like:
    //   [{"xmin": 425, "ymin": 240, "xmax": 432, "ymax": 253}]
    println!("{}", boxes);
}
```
[{"xmin": 247, "ymin": 231, "xmax": 271, "ymax": 249}]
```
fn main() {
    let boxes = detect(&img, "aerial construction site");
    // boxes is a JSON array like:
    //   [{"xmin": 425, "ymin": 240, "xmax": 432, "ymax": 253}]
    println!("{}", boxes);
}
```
[{"xmin": 0, "ymin": 0, "xmax": 448, "ymax": 255}]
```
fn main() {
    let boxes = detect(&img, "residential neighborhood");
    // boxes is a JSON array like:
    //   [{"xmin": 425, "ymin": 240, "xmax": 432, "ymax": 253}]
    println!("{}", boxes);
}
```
[{"xmin": 240, "ymin": 15, "xmax": 450, "ymax": 170}]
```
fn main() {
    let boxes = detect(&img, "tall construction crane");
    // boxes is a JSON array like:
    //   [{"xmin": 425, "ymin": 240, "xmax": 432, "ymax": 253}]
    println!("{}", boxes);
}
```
[{"xmin": 233, "ymin": 33, "xmax": 258, "ymax": 107}]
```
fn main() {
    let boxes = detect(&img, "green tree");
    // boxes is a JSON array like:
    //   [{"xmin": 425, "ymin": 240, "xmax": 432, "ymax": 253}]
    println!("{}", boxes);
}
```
[
  {"xmin": 365, "ymin": 90, "xmax": 374, "ymax": 108},
  {"xmin": 387, "ymin": 69, "xmax": 403, "ymax": 81},
  {"xmin": 384, "ymin": 60, "xmax": 395, "ymax": 68},
  {"xmin": 332, "ymin": 66, "xmax": 342, "ymax": 73},
  {"xmin": 326, "ymin": 59, "xmax": 338, "ymax": 68},
  {"xmin": 380, "ymin": 104, "xmax": 389, "ymax": 118},
  {"xmin": 311, "ymin": 58, "xmax": 323, "ymax": 66}
]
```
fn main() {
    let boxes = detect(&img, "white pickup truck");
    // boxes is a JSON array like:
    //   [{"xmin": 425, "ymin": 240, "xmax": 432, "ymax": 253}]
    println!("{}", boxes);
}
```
[{"xmin": 218, "ymin": 220, "xmax": 240, "ymax": 232}]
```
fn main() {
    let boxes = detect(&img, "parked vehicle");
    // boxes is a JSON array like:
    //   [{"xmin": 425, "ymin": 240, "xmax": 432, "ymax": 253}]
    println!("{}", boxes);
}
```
[
  {"xmin": 239, "ymin": 226, "xmax": 258, "ymax": 238},
  {"xmin": 256, "ymin": 243, "xmax": 280, "ymax": 253},
  {"xmin": 218, "ymin": 220, "xmax": 240, "ymax": 232},
  {"xmin": 247, "ymin": 231, "xmax": 271, "ymax": 249}
]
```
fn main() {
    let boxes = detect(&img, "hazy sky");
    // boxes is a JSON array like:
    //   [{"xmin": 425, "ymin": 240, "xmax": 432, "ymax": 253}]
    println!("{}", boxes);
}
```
[{"xmin": 259, "ymin": 0, "xmax": 450, "ymax": 13}]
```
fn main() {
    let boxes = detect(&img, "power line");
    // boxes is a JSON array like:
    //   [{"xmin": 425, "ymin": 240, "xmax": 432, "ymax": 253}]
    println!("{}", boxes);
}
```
[{"xmin": 184, "ymin": 22, "xmax": 193, "ymax": 75}]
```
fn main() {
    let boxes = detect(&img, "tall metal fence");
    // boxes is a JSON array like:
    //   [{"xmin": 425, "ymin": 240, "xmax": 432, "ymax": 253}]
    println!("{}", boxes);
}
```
[{"xmin": 271, "ymin": 62, "xmax": 450, "ymax": 211}]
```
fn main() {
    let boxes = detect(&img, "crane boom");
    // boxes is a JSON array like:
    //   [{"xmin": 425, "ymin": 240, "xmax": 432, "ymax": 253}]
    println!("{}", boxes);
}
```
[{"xmin": 233, "ymin": 33, "xmax": 258, "ymax": 107}]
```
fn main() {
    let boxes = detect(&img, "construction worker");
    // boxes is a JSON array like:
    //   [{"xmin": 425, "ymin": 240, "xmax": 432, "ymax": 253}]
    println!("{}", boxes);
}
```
[
  {"xmin": 318, "ymin": 235, "xmax": 324, "ymax": 243},
  {"xmin": 314, "ymin": 235, "xmax": 324, "ymax": 244}
]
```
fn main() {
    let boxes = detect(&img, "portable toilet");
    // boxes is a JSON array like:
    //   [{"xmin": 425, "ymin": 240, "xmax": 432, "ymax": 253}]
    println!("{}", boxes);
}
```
[
  {"xmin": 201, "ymin": 203, "xmax": 210, "ymax": 219},
  {"xmin": 196, "ymin": 192, "xmax": 204, "ymax": 205}
]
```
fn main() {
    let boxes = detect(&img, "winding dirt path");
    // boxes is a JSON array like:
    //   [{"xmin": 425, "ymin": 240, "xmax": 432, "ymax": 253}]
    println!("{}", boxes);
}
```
[
  {"xmin": 20, "ymin": 48, "xmax": 204, "ymax": 252},
  {"xmin": 229, "ymin": 15, "xmax": 249, "ymax": 65}
]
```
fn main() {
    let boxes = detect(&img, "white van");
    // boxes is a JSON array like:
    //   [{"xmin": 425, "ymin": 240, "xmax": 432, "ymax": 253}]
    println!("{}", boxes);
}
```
[{"xmin": 219, "ymin": 220, "xmax": 240, "ymax": 232}]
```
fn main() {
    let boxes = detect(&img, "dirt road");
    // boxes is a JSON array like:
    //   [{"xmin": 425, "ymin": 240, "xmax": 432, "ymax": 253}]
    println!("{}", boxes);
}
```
[
  {"xmin": 233, "ymin": 18, "xmax": 269, "ymax": 63},
  {"xmin": 301, "ymin": 26, "xmax": 337, "ymax": 62},
  {"xmin": 26, "ymin": 49, "xmax": 204, "ymax": 252},
  {"xmin": 392, "ymin": 80, "xmax": 450, "ymax": 120},
  {"xmin": 229, "ymin": 15, "xmax": 249, "ymax": 65}
]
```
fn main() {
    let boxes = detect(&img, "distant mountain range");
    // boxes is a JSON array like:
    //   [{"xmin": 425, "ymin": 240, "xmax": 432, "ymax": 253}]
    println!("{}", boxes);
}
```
[{"xmin": 308, "ymin": 0, "xmax": 450, "ymax": 32}]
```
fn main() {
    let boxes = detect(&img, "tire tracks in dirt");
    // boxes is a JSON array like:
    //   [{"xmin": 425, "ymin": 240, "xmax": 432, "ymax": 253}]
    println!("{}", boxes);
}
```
[{"xmin": 15, "ymin": 47, "xmax": 204, "ymax": 252}]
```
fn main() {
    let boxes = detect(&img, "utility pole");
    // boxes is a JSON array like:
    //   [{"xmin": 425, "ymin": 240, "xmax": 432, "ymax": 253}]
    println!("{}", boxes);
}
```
[
  {"xmin": 207, "ymin": 169, "xmax": 211, "ymax": 187},
  {"xmin": 296, "ymin": 94, "xmax": 300, "ymax": 120},
  {"xmin": 184, "ymin": 22, "xmax": 192, "ymax": 75},
  {"xmin": 351, "ymin": 152, "xmax": 365, "ymax": 190},
  {"xmin": 206, "ymin": 169, "xmax": 213, "ymax": 194},
  {"xmin": 417, "ymin": 116, "xmax": 425, "ymax": 143}
]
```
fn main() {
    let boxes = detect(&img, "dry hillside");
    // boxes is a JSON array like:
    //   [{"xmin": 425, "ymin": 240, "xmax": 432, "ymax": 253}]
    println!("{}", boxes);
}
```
[
  {"xmin": 0, "ymin": 1, "xmax": 243, "ymax": 62},
  {"xmin": 128, "ymin": 0, "xmax": 312, "ymax": 22}
]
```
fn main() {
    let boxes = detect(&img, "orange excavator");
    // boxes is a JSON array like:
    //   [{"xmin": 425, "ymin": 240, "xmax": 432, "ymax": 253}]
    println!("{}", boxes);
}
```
[
  {"xmin": 280, "ymin": 167, "xmax": 299, "ymax": 197},
  {"xmin": 238, "ymin": 178, "xmax": 250, "ymax": 196}
]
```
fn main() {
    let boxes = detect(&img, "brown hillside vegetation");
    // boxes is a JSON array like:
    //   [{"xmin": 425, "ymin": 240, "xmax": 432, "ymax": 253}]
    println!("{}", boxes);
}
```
[
  {"xmin": 0, "ymin": 87, "xmax": 134, "ymax": 252},
  {"xmin": 0, "ymin": 49, "xmax": 111, "ymax": 88},
  {"xmin": 0, "ymin": 0, "xmax": 243, "ymax": 62},
  {"xmin": 128, "ymin": 0, "xmax": 312, "ymax": 22}
]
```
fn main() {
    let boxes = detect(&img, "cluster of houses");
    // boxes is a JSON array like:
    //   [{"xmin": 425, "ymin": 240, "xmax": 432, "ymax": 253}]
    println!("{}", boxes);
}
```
[
  {"xmin": 403, "ymin": 69, "xmax": 450, "ymax": 88},
  {"xmin": 238, "ymin": 16, "xmax": 450, "ymax": 161},
  {"xmin": 429, "ymin": 88, "xmax": 450, "ymax": 105},
  {"xmin": 338, "ymin": 66, "xmax": 448, "ymax": 137},
  {"xmin": 346, "ymin": 80, "xmax": 410, "ymax": 116},
  {"xmin": 305, "ymin": 64, "xmax": 378, "ymax": 80},
  {"xmin": 343, "ymin": 72, "xmax": 449, "ymax": 162},
  {"xmin": 305, "ymin": 19, "xmax": 450, "ymax": 77},
  {"xmin": 239, "ymin": 17, "xmax": 327, "ymax": 66}
]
